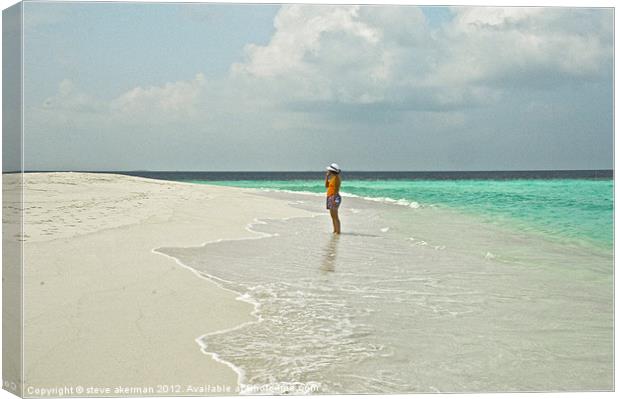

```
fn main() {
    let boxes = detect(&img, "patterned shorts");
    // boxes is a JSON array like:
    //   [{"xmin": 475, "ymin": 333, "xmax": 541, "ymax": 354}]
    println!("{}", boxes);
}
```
[{"xmin": 326, "ymin": 194, "xmax": 342, "ymax": 210}]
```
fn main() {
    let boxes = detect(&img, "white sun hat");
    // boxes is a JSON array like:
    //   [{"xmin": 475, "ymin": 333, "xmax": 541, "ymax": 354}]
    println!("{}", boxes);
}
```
[{"xmin": 326, "ymin": 163, "xmax": 341, "ymax": 173}]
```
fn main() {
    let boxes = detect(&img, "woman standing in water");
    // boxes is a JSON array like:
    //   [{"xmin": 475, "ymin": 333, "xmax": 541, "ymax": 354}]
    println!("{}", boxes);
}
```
[{"xmin": 325, "ymin": 163, "xmax": 342, "ymax": 234}]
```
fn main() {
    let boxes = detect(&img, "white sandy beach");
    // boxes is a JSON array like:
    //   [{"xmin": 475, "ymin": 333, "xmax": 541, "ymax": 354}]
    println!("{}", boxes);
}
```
[{"xmin": 7, "ymin": 172, "xmax": 315, "ymax": 396}]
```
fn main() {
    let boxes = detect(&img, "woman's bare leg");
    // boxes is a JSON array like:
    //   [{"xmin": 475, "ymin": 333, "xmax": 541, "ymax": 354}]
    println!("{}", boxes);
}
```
[{"xmin": 330, "ymin": 208, "xmax": 341, "ymax": 234}]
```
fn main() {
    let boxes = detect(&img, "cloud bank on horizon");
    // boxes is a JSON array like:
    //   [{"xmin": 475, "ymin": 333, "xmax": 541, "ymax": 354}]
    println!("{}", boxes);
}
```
[{"xmin": 22, "ymin": 4, "xmax": 613, "ymax": 171}]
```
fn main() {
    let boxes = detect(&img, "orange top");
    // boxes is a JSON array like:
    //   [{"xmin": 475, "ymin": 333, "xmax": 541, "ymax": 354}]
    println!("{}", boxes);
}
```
[{"xmin": 326, "ymin": 174, "xmax": 340, "ymax": 196}]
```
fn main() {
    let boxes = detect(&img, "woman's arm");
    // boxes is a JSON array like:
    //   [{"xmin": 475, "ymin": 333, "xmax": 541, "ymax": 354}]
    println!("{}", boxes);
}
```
[{"xmin": 335, "ymin": 175, "xmax": 341, "ymax": 193}]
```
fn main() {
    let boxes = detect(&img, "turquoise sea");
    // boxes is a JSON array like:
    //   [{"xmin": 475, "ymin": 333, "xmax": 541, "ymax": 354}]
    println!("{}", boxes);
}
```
[{"xmin": 190, "ymin": 177, "xmax": 613, "ymax": 250}]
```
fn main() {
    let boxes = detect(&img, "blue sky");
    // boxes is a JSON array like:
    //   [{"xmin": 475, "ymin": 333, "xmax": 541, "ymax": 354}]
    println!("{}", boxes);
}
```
[
  {"xmin": 15, "ymin": 1, "xmax": 614, "ymax": 171},
  {"xmin": 23, "ymin": 2, "xmax": 279, "ymax": 101}
]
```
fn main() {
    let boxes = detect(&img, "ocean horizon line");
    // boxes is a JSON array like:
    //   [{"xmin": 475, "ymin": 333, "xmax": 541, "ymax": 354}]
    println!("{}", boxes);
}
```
[
  {"xmin": 14, "ymin": 168, "xmax": 615, "ymax": 174},
  {"xmin": 10, "ymin": 169, "xmax": 613, "ymax": 182}
]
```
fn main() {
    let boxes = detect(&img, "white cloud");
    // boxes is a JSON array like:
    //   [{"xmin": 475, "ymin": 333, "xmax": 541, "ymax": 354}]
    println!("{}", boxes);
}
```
[
  {"xmin": 230, "ymin": 5, "xmax": 612, "ymax": 110},
  {"xmin": 41, "ymin": 74, "xmax": 209, "ymax": 126},
  {"xmin": 231, "ymin": 5, "xmax": 390, "ymax": 105},
  {"xmin": 432, "ymin": 7, "xmax": 612, "ymax": 87},
  {"xmin": 109, "ymin": 73, "xmax": 207, "ymax": 119},
  {"xmin": 42, "ymin": 79, "xmax": 106, "ymax": 113},
  {"xmin": 232, "ymin": 5, "xmax": 381, "ymax": 78}
]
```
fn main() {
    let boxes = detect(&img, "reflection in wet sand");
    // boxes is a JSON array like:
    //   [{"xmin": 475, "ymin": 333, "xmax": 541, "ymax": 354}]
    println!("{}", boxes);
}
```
[
  {"xmin": 320, "ymin": 235, "xmax": 340, "ymax": 273},
  {"xmin": 339, "ymin": 232, "xmax": 380, "ymax": 238}
]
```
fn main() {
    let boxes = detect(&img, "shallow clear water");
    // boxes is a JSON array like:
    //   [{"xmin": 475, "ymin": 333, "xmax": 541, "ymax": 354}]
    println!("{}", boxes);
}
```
[
  {"xmin": 191, "ymin": 178, "xmax": 613, "ymax": 250},
  {"xmin": 157, "ymin": 190, "xmax": 613, "ymax": 394}
]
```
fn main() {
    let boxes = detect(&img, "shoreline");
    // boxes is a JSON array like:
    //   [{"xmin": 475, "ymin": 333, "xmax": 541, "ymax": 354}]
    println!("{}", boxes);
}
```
[
  {"xmin": 152, "ymin": 210, "xmax": 327, "ymax": 394},
  {"xmin": 17, "ymin": 172, "xmax": 317, "ymax": 396},
  {"xmin": 151, "ymin": 248, "xmax": 255, "ymax": 391}
]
